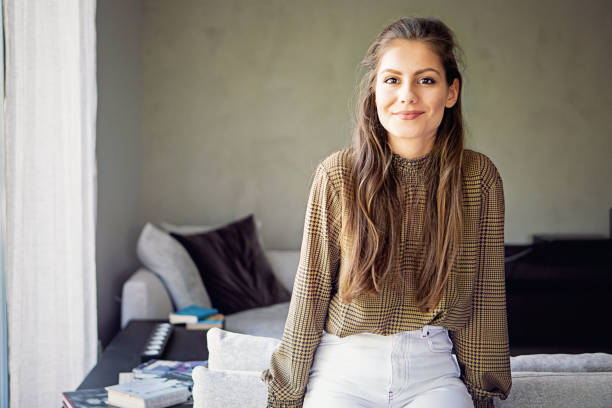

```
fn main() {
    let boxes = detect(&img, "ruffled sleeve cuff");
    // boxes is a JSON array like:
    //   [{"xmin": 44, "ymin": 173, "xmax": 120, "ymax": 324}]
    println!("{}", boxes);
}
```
[
  {"xmin": 261, "ymin": 369, "xmax": 304, "ymax": 408},
  {"xmin": 472, "ymin": 397, "xmax": 494, "ymax": 408},
  {"xmin": 266, "ymin": 393, "xmax": 303, "ymax": 408},
  {"xmin": 261, "ymin": 368, "xmax": 273, "ymax": 383}
]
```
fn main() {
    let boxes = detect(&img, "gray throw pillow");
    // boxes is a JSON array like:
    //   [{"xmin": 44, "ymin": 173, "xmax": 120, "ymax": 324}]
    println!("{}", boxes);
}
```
[{"xmin": 136, "ymin": 223, "xmax": 212, "ymax": 309}]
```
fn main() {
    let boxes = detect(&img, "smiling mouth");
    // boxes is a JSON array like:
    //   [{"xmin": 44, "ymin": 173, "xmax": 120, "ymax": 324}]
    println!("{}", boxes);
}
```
[{"xmin": 395, "ymin": 112, "xmax": 423, "ymax": 120}]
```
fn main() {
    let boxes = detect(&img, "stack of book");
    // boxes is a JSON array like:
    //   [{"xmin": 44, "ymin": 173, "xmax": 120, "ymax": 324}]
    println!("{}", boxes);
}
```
[
  {"xmin": 168, "ymin": 304, "xmax": 225, "ymax": 330},
  {"xmin": 61, "ymin": 359, "xmax": 208, "ymax": 408},
  {"xmin": 106, "ymin": 378, "xmax": 190, "ymax": 408}
]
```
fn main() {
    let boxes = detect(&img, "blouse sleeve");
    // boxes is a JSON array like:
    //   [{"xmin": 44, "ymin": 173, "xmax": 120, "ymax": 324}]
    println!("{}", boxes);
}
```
[
  {"xmin": 260, "ymin": 162, "xmax": 343, "ymax": 408},
  {"xmin": 449, "ymin": 167, "xmax": 512, "ymax": 408}
]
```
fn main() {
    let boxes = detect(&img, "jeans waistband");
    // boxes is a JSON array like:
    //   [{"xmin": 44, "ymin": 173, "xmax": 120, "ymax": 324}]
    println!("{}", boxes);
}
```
[
  {"xmin": 323, "ymin": 325, "xmax": 447, "ymax": 340},
  {"xmin": 419, "ymin": 325, "xmax": 447, "ymax": 338}
]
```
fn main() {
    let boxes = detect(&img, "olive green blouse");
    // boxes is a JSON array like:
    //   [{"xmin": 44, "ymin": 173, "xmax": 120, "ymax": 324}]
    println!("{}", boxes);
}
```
[{"xmin": 261, "ymin": 147, "xmax": 511, "ymax": 408}]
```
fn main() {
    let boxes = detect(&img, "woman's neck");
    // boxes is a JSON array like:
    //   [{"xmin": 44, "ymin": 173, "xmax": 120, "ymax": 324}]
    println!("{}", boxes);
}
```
[{"xmin": 388, "ymin": 135, "xmax": 435, "ymax": 159}]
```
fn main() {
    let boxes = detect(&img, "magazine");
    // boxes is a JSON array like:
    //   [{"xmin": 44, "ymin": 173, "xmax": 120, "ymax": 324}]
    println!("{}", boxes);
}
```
[
  {"xmin": 131, "ymin": 359, "xmax": 208, "ymax": 389},
  {"xmin": 61, "ymin": 388, "xmax": 112, "ymax": 408}
]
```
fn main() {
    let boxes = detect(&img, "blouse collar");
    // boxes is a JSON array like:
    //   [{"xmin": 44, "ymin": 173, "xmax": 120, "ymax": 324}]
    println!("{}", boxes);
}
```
[{"xmin": 391, "ymin": 150, "xmax": 432, "ymax": 184}]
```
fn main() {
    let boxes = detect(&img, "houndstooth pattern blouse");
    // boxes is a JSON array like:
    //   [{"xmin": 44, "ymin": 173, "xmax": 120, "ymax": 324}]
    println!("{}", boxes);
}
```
[{"xmin": 261, "ymin": 147, "xmax": 511, "ymax": 408}]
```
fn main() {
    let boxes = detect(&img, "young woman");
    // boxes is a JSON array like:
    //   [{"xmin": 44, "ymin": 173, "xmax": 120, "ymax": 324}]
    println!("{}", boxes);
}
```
[{"xmin": 261, "ymin": 16, "xmax": 511, "ymax": 408}]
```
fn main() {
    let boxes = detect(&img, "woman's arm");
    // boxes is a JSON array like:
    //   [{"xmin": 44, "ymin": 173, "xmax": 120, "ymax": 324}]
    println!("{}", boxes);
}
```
[
  {"xmin": 449, "ymin": 163, "xmax": 512, "ymax": 408},
  {"xmin": 261, "ymin": 161, "xmax": 343, "ymax": 408}
]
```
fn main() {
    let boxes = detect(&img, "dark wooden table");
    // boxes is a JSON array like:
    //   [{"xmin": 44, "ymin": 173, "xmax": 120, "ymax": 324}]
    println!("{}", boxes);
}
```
[{"xmin": 76, "ymin": 320, "xmax": 208, "ymax": 406}]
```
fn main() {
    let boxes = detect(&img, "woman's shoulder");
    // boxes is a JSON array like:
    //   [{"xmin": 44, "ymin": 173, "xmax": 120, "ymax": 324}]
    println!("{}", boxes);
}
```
[
  {"xmin": 462, "ymin": 149, "xmax": 502, "ymax": 193},
  {"xmin": 319, "ymin": 146, "xmax": 353, "ymax": 168},
  {"xmin": 306, "ymin": 147, "xmax": 353, "ymax": 196},
  {"xmin": 316, "ymin": 146, "xmax": 353, "ymax": 180}
]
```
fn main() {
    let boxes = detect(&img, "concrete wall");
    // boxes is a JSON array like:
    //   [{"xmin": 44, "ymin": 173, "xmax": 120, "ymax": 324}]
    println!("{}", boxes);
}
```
[
  {"xmin": 140, "ymin": 0, "xmax": 612, "ymax": 246},
  {"xmin": 96, "ymin": 0, "xmax": 612, "ymax": 345},
  {"xmin": 96, "ymin": 0, "xmax": 142, "ymax": 347}
]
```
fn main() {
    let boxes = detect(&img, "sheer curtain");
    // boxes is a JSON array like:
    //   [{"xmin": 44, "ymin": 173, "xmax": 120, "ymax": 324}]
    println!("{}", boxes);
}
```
[
  {"xmin": 1, "ymin": 2, "xmax": 8, "ymax": 408},
  {"xmin": 4, "ymin": 1, "xmax": 98, "ymax": 407}
]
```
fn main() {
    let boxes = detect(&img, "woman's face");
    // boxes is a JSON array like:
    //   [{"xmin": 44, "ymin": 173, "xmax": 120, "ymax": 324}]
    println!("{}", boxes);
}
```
[{"xmin": 374, "ymin": 39, "xmax": 459, "ymax": 153}]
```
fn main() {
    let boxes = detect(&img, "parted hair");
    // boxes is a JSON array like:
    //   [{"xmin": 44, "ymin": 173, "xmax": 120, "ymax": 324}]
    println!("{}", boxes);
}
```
[{"xmin": 339, "ymin": 16, "xmax": 466, "ymax": 313}]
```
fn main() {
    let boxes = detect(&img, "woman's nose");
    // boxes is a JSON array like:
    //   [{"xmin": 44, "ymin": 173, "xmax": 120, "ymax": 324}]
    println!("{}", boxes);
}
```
[{"xmin": 399, "ymin": 82, "xmax": 417, "ymax": 103}]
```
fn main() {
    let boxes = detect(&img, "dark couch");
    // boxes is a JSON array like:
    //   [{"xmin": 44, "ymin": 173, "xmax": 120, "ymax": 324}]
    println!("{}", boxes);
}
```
[{"xmin": 504, "ymin": 237, "xmax": 612, "ymax": 356}]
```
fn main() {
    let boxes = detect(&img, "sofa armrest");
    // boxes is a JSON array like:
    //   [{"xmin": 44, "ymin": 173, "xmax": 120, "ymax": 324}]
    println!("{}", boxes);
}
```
[{"xmin": 120, "ymin": 268, "xmax": 173, "ymax": 328}]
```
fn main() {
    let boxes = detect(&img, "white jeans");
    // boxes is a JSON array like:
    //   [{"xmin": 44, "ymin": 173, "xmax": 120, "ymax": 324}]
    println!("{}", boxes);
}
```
[{"xmin": 303, "ymin": 325, "xmax": 474, "ymax": 408}]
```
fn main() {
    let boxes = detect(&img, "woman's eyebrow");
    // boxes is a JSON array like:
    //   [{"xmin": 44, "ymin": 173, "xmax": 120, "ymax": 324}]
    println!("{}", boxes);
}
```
[{"xmin": 380, "ymin": 67, "xmax": 441, "ymax": 76}]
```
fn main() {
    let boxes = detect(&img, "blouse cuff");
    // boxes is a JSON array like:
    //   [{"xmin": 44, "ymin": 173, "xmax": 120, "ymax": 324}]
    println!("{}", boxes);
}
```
[
  {"xmin": 266, "ymin": 393, "xmax": 303, "ymax": 408},
  {"xmin": 262, "ymin": 369, "xmax": 304, "ymax": 408},
  {"xmin": 472, "ymin": 397, "xmax": 494, "ymax": 408},
  {"xmin": 261, "ymin": 368, "xmax": 273, "ymax": 383}
]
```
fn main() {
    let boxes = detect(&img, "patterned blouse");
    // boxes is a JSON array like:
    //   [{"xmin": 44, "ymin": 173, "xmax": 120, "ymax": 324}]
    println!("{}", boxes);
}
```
[{"xmin": 261, "ymin": 147, "xmax": 511, "ymax": 408}]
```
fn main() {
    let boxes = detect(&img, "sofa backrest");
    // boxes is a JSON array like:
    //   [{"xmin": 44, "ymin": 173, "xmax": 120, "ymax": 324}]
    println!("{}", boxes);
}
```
[{"xmin": 264, "ymin": 250, "xmax": 300, "ymax": 293}]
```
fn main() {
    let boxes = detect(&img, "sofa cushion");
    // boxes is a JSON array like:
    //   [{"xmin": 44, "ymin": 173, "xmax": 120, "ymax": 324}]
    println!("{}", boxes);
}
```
[
  {"xmin": 170, "ymin": 214, "xmax": 290, "ymax": 315},
  {"xmin": 196, "ymin": 328, "xmax": 612, "ymax": 408},
  {"xmin": 510, "ymin": 352, "xmax": 612, "ymax": 372},
  {"xmin": 264, "ymin": 250, "xmax": 300, "ymax": 294},
  {"xmin": 192, "ymin": 366, "xmax": 267, "ymax": 408},
  {"xmin": 224, "ymin": 301, "xmax": 289, "ymax": 339},
  {"xmin": 194, "ymin": 329, "xmax": 279, "ymax": 408},
  {"xmin": 494, "ymin": 371, "xmax": 612, "ymax": 408},
  {"xmin": 136, "ymin": 223, "xmax": 212, "ymax": 310},
  {"xmin": 207, "ymin": 327, "xmax": 281, "ymax": 372}
]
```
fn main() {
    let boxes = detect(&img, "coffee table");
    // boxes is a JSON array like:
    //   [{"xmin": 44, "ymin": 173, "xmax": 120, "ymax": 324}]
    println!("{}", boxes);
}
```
[{"xmin": 76, "ymin": 319, "xmax": 208, "ymax": 406}]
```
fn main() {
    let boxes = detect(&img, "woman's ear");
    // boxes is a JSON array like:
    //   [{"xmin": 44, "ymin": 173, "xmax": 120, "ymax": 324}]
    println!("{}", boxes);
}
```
[{"xmin": 445, "ymin": 78, "xmax": 460, "ymax": 108}]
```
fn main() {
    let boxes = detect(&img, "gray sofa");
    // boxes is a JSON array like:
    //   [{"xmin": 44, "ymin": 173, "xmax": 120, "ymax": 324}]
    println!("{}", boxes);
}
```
[
  {"xmin": 121, "ymin": 250, "xmax": 297, "ymax": 339},
  {"xmin": 121, "ymin": 222, "xmax": 612, "ymax": 407},
  {"xmin": 192, "ymin": 329, "xmax": 612, "ymax": 408}
]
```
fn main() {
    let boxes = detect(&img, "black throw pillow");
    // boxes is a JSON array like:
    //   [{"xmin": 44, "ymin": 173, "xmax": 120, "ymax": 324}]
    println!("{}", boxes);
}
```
[{"xmin": 170, "ymin": 214, "xmax": 291, "ymax": 315}]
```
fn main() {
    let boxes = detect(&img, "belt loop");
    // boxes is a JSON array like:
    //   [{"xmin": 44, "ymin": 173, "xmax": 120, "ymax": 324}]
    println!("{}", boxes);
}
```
[{"xmin": 421, "ymin": 325, "xmax": 429, "ymax": 338}]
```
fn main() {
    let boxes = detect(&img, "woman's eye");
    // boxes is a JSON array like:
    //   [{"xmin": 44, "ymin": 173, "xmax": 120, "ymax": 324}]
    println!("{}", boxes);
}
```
[{"xmin": 384, "ymin": 77, "xmax": 436, "ymax": 85}]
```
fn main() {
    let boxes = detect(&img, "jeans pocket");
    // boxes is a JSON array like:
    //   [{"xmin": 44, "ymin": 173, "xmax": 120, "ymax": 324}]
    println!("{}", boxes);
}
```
[
  {"xmin": 451, "ymin": 353, "xmax": 461, "ymax": 377},
  {"xmin": 426, "ymin": 331, "xmax": 453, "ymax": 353}
]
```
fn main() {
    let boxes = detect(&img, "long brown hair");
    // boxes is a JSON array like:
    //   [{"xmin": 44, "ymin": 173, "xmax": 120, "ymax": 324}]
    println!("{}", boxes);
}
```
[{"xmin": 339, "ymin": 16, "xmax": 465, "ymax": 313}]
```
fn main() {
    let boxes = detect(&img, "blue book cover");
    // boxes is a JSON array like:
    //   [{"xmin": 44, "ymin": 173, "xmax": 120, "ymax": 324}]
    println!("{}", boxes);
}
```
[
  {"xmin": 173, "ymin": 305, "xmax": 218, "ymax": 319},
  {"xmin": 195, "ymin": 319, "xmax": 223, "ymax": 324},
  {"xmin": 169, "ymin": 305, "xmax": 219, "ymax": 323}
]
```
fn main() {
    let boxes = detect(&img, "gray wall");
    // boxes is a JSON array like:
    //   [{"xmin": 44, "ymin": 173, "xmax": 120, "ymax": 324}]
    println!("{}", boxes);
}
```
[
  {"xmin": 96, "ymin": 0, "xmax": 612, "ymax": 345},
  {"xmin": 96, "ymin": 0, "xmax": 142, "ymax": 348},
  {"xmin": 139, "ymin": 0, "xmax": 612, "ymax": 245}
]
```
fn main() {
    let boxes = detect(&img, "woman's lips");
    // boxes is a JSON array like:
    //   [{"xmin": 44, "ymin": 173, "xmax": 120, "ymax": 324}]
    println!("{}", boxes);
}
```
[{"xmin": 395, "ymin": 112, "xmax": 424, "ymax": 120}]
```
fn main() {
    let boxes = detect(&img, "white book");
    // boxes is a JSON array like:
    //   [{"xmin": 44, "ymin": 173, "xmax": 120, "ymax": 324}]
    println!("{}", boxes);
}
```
[
  {"xmin": 105, "ymin": 378, "xmax": 190, "ymax": 408},
  {"xmin": 118, "ymin": 372, "xmax": 135, "ymax": 384}
]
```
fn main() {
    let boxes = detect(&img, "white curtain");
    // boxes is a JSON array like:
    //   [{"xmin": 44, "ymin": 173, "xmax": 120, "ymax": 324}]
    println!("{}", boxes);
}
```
[
  {"xmin": 1, "ymin": 3, "xmax": 9, "ymax": 408},
  {"xmin": 4, "ymin": 1, "xmax": 98, "ymax": 407}
]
